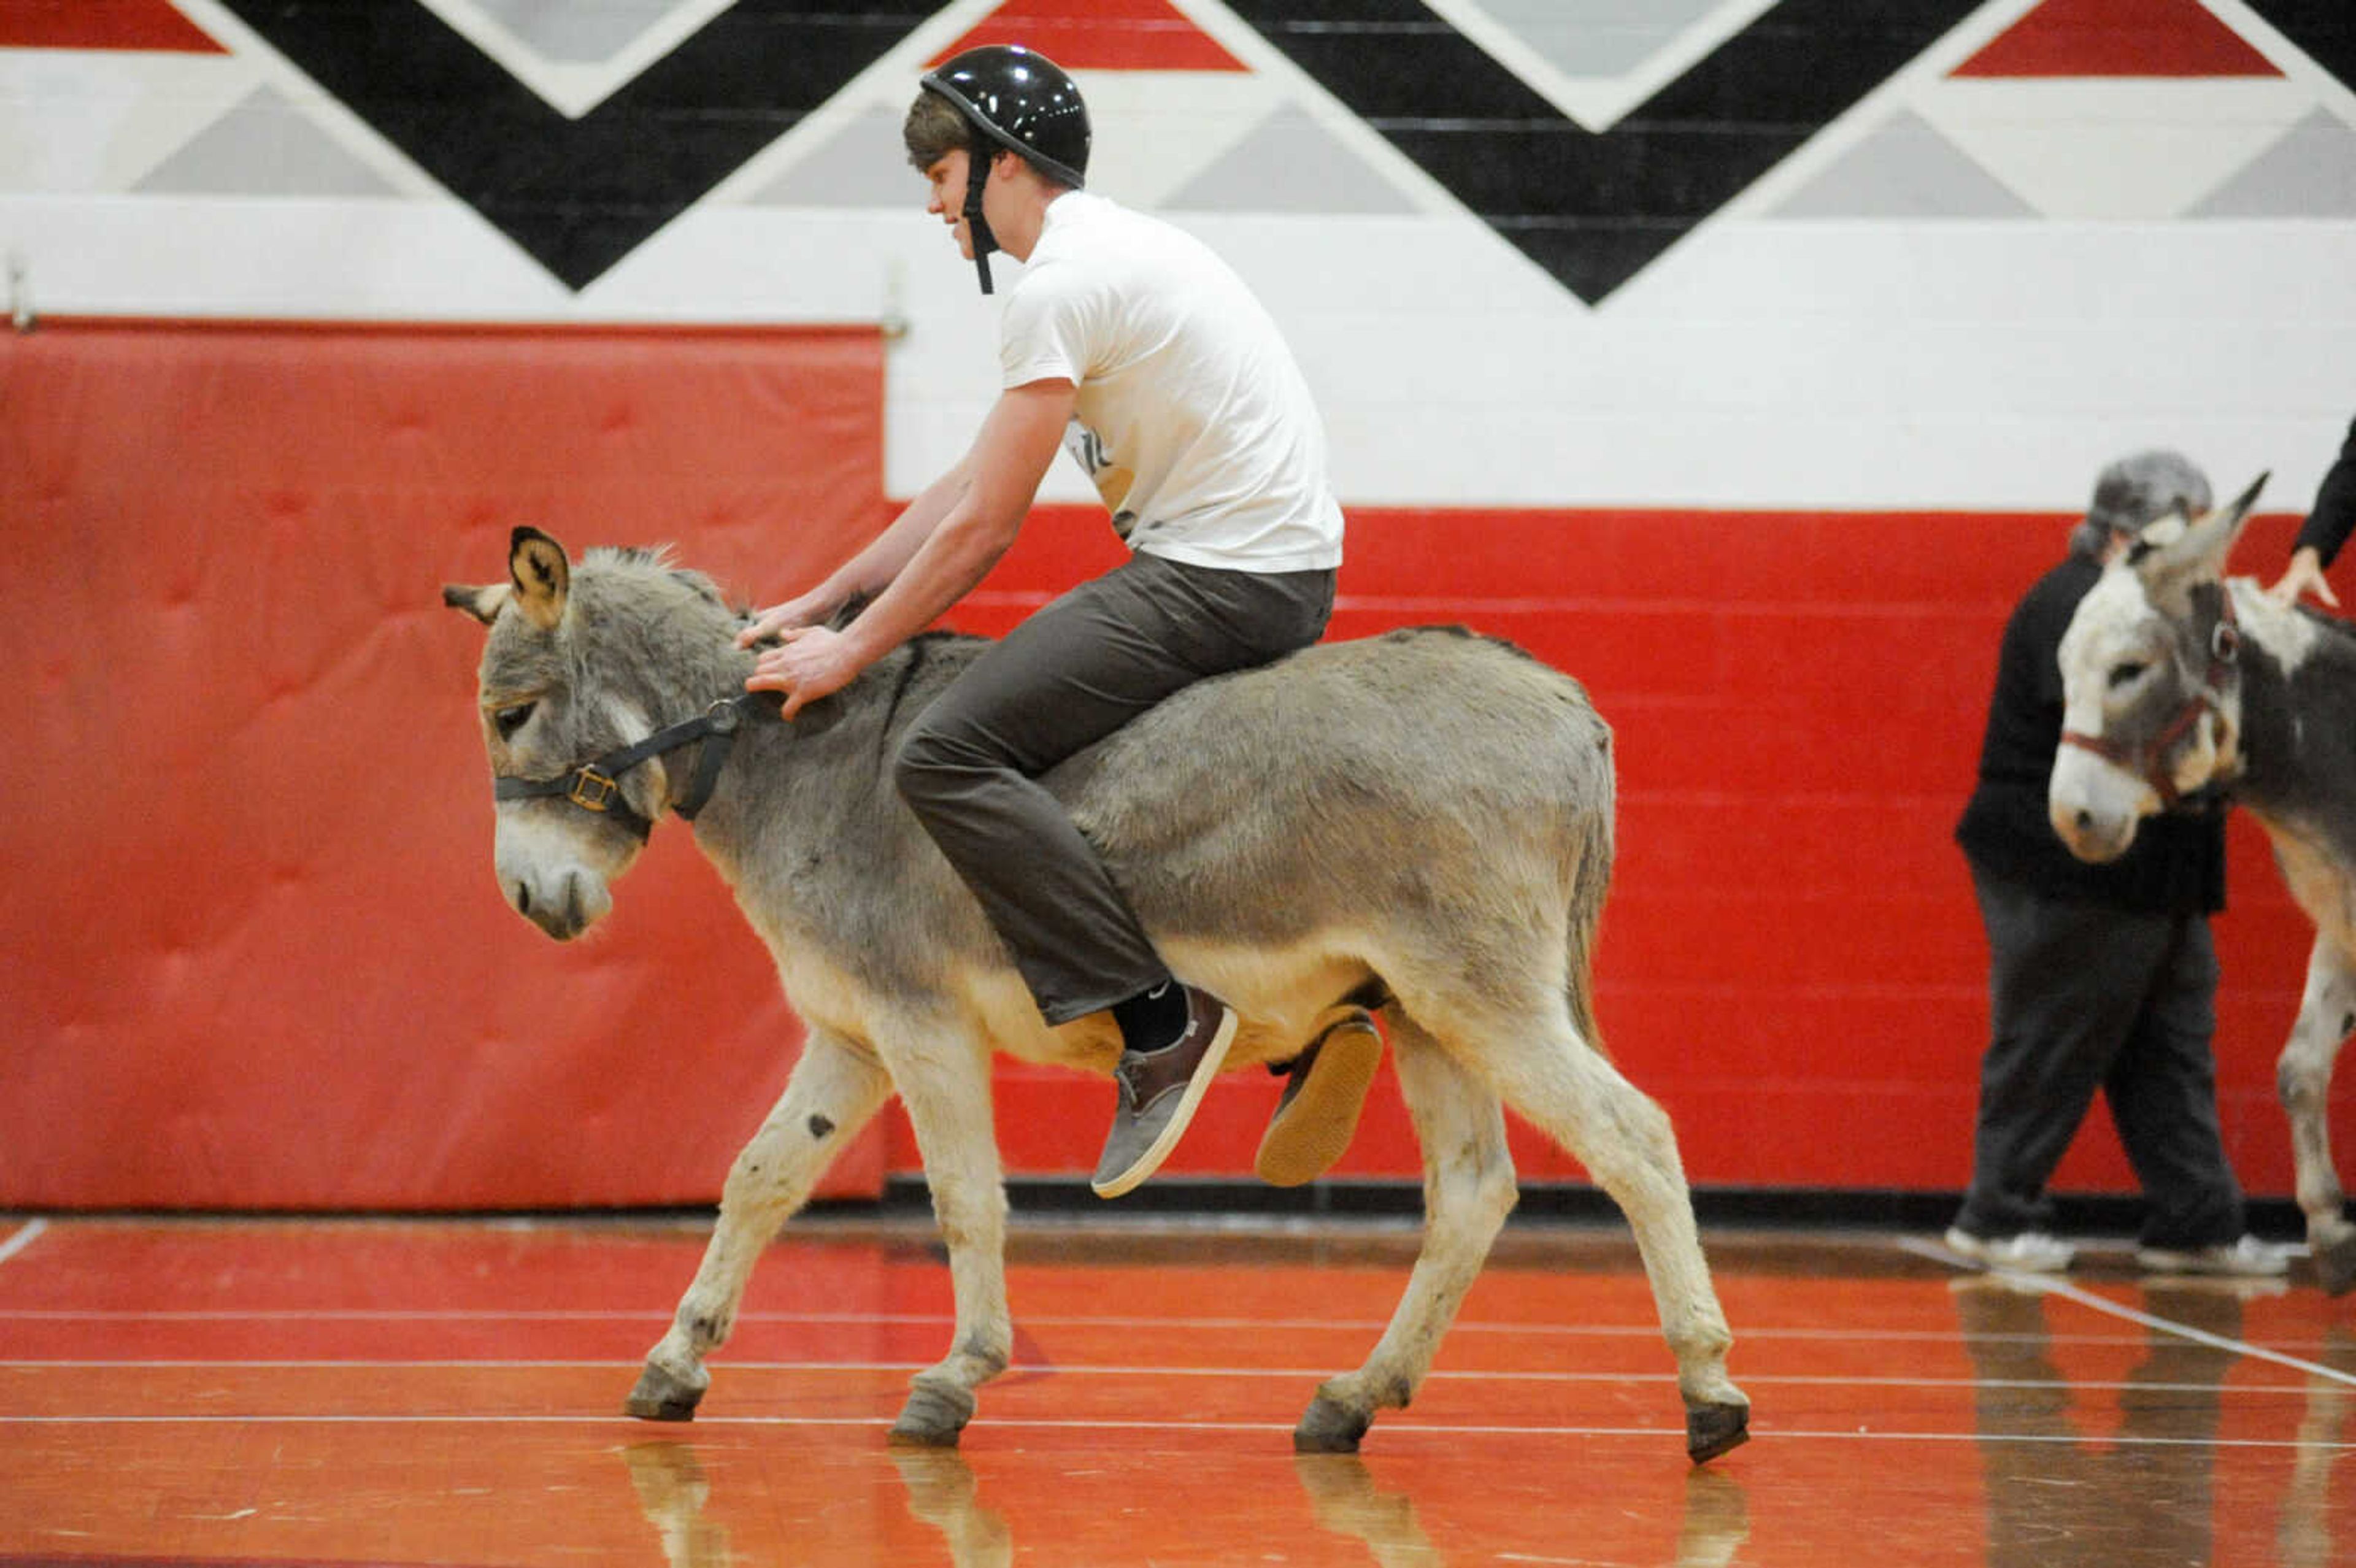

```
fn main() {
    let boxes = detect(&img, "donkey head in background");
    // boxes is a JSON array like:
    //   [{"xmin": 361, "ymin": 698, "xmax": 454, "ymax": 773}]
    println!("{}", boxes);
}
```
[{"xmin": 2049, "ymin": 474, "xmax": 2269, "ymax": 864}]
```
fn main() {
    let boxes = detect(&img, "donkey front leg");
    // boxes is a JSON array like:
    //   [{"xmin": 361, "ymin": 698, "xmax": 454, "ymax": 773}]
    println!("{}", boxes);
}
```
[
  {"xmin": 883, "ymin": 1022, "xmax": 1014, "ymax": 1447},
  {"xmin": 1297, "ymin": 1016, "xmax": 1516, "ymax": 1453},
  {"xmin": 629, "ymin": 1029, "xmax": 894, "ymax": 1420},
  {"xmin": 2280, "ymin": 934, "xmax": 2356, "ymax": 1295},
  {"xmin": 1466, "ymin": 1004, "xmax": 1749, "ymax": 1462}
]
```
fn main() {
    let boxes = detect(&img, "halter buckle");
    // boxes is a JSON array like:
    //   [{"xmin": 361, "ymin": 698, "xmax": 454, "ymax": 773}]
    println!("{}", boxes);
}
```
[{"xmin": 568, "ymin": 767, "xmax": 620, "ymax": 812}]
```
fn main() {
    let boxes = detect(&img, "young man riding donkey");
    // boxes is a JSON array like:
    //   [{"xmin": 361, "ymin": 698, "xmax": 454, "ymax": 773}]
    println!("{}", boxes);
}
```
[
  {"xmin": 444, "ymin": 47, "xmax": 1750, "ymax": 1456},
  {"xmin": 735, "ymin": 44, "xmax": 1372, "ymax": 1197}
]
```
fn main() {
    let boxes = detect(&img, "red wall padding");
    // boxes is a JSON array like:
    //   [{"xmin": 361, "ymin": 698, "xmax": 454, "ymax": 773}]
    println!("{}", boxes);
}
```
[
  {"xmin": 1, "ymin": 320, "xmax": 893, "ymax": 1209},
  {"xmin": 3, "ymin": 320, "xmax": 2344, "ymax": 1209}
]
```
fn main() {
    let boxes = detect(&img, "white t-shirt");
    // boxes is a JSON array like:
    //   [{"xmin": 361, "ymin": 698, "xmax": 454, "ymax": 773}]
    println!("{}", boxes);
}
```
[{"xmin": 998, "ymin": 192, "xmax": 1343, "ymax": 573}]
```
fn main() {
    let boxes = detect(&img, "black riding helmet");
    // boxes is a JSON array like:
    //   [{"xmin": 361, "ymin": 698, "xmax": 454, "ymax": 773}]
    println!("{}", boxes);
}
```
[{"xmin": 920, "ymin": 45, "xmax": 1090, "ymax": 294}]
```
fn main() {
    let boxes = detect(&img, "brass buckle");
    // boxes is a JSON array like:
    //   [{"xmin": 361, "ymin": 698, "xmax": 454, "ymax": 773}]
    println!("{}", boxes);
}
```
[{"xmin": 568, "ymin": 767, "xmax": 620, "ymax": 812}]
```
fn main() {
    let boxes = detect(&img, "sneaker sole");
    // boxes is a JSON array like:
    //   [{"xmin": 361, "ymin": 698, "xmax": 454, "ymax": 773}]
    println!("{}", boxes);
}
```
[
  {"xmin": 1090, "ymin": 1007, "xmax": 1238, "ymax": 1199},
  {"xmin": 2133, "ymin": 1251, "xmax": 2289, "ymax": 1277},
  {"xmin": 1254, "ymin": 1020, "xmax": 1383, "ymax": 1188},
  {"xmin": 1944, "ymin": 1228, "xmax": 2074, "ymax": 1273}
]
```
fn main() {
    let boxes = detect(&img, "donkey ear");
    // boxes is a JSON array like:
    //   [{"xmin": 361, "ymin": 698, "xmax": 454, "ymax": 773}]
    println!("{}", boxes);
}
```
[
  {"xmin": 441, "ymin": 582, "xmax": 512, "ymax": 626},
  {"xmin": 2134, "ymin": 472, "xmax": 2268, "ymax": 601},
  {"xmin": 508, "ymin": 528, "xmax": 570, "ymax": 632}
]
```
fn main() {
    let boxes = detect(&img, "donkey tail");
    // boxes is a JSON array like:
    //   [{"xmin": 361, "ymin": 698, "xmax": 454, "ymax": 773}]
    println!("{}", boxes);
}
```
[{"xmin": 1564, "ymin": 737, "xmax": 1616, "ymax": 1062}]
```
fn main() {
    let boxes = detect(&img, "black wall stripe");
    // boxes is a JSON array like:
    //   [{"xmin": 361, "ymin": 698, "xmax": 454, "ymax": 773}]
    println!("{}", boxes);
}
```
[
  {"xmin": 1222, "ymin": 0, "xmax": 1987, "ymax": 304},
  {"xmin": 217, "ymin": 0, "xmax": 928, "ymax": 290},
  {"xmin": 2244, "ymin": 2, "xmax": 2356, "ymax": 89}
]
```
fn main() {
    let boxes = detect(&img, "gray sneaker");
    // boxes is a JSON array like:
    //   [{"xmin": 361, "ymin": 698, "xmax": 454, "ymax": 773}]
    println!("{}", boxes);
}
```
[
  {"xmin": 1091, "ymin": 986, "xmax": 1237, "ymax": 1199},
  {"xmin": 2134, "ymin": 1235, "xmax": 2293, "ymax": 1277},
  {"xmin": 1944, "ymin": 1226, "xmax": 2075, "ymax": 1273}
]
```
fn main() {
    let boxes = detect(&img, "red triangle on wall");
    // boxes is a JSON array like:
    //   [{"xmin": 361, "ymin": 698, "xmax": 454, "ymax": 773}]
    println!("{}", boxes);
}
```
[
  {"xmin": 1953, "ymin": 0, "xmax": 2279, "ymax": 78},
  {"xmin": 932, "ymin": 0, "xmax": 1246, "ymax": 73},
  {"xmin": 0, "ymin": 0, "xmax": 223, "ymax": 53}
]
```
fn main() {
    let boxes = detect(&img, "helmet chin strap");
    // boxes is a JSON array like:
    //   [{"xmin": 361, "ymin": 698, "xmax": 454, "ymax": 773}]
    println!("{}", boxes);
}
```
[{"xmin": 963, "ymin": 141, "xmax": 997, "ymax": 295}]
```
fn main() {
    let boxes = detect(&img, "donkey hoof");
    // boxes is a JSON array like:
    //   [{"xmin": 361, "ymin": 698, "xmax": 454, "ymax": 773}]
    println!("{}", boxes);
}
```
[
  {"xmin": 625, "ymin": 1362, "xmax": 706, "ymax": 1423},
  {"xmin": 2314, "ymin": 1232, "xmax": 2356, "ymax": 1297},
  {"xmin": 1293, "ymin": 1394, "xmax": 1372, "ymax": 1454},
  {"xmin": 889, "ymin": 1382, "xmax": 976, "ymax": 1448},
  {"xmin": 1686, "ymin": 1402, "xmax": 1750, "ymax": 1465}
]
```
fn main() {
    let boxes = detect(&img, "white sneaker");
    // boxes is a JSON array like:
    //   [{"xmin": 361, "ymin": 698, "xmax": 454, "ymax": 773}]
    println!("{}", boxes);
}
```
[
  {"xmin": 2134, "ymin": 1235, "xmax": 2293, "ymax": 1277},
  {"xmin": 1944, "ymin": 1226, "xmax": 2075, "ymax": 1272}
]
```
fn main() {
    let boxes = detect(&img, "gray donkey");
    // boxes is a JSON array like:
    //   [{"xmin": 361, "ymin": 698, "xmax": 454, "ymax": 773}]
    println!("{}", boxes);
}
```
[
  {"xmin": 2049, "ymin": 475, "xmax": 2356, "ymax": 1292},
  {"xmin": 445, "ymin": 528, "xmax": 1750, "ymax": 1459}
]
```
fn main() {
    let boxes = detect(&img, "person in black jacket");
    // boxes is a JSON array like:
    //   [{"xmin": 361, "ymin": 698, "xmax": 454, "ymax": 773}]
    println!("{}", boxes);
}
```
[
  {"xmin": 2266, "ymin": 413, "xmax": 2355, "ymax": 607},
  {"xmin": 1946, "ymin": 450, "xmax": 2288, "ymax": 1277}
]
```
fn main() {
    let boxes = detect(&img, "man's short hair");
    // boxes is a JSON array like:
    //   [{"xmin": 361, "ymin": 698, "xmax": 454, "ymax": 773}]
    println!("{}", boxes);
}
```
[{"xmin": 904, "ymin": 89, "xmax": 972, "ymax": 172}]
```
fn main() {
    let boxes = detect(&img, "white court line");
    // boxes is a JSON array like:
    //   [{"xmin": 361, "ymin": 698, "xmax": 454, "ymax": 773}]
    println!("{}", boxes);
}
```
[
  {"xmin": 3, "ymin": 1358, "xmax": 2327, "ymax": 1396},
  {"xmin": 0, "ymin": 1307, "xmax": 2166, "ymax": 1346},
  {"xmin": 0, "ymin": 1218, "xmax": 47, "ymax": 1268},
  {"xmin": 1893, "ymin": 1235, "xmax": 2356, "ymax": 1389},
  {"xmin": 0, "ymin": 1411, "xmax": 2344, "ymax": 1449}
]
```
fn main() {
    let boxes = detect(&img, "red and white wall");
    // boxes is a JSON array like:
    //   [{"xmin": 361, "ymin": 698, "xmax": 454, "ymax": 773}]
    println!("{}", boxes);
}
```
[{"xmin": 5, "ymin": 0, "xmax": 2354, "ymax": 1209}]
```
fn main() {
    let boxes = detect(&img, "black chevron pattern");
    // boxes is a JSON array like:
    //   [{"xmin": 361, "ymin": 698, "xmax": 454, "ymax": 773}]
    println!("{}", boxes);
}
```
[
  {"xmin": 215, "ymin": 0, "xmax": 927, "ymax": 289},
  {"xmin": 1222, "ymin": 0, "xmax": 1988, "ymax": 303},
  {"xmin": 216, "ymin": 1, "xmax": 2355, "ymax": 303}
]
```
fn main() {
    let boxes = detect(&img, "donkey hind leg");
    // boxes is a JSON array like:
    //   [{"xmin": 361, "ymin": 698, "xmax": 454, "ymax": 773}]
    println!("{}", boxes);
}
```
[
  {"xmin": 885, "ymin": 1025, "xmax": 1014, "ymax": 1447},
  {"xmin": 628, "ymin": 1029, "xmax": 893, "ymax": 1421},
  {"xmin": 1458, "ymin": 997, "xmax": 1749, "ymax": 1462},
  {"xmin": 1297, "ymin": 1015, "xmax": 1517, "ymax": 1454},
  {"xmin": 2280, "ymin": 934, "xmax": 2356, "ymax": 1295}
]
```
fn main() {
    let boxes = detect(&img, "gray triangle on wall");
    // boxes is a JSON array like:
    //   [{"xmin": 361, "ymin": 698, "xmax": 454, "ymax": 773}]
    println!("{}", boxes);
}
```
[
  {"xmin": 134, "ymin": 86, "xmax": 398, "ymax": 198},
  {"xmin": 469, "ymin": 0, "xmax": 688, "ymax": 64},
  {"xmin": 2189, "ymin": 109, "xmax": 2356, "ymax": 218},
  {"xmin": 1479, "ymin": 0, "xmax": 1733, "ymax": 80},
  {"xmin": 1161, "ymin": 106, "xmax": 1415, "ymax": 215},
  {"xmin": 745, "ymin": 106, "xmax": 921, "ymax": 209},
  {"xmin": 1772, "ymin": 109, "xmax": 2035, "ymax": 220}
]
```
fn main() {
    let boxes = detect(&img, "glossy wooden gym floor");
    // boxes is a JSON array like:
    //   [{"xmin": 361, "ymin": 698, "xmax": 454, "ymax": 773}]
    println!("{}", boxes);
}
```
[{"xmin": 1, "ymin": 1213, "xmax": 2349, "ymax": 1567}]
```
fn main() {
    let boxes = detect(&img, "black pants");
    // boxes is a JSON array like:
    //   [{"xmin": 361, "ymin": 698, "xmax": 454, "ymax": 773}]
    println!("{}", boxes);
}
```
[
  {"xmin": 1952, "ymin": 868, "xmax": 2246, "ymax": 1250},
  {"xmin": 894, "ymin": 551, "xmax": 1335, "ymax": 1025}
]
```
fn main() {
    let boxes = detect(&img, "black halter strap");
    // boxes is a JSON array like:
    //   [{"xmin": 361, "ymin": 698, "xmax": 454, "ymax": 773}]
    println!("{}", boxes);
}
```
[{"xmin": 492, "ymin": 693, "xmax": 771, "ymax": 840}]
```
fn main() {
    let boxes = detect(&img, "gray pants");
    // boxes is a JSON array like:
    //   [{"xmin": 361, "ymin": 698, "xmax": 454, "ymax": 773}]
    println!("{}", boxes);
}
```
[
  {"xmin": 1953, "ymin": 868, "xmax": 2246, "ymax": 1250},
  {"xmin": 894, "ymin": 550, "xmax": 1336, "ymax": 1026}
]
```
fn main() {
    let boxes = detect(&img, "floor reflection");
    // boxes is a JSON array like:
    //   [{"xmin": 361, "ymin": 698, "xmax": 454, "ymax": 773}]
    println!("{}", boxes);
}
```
[
  {"xmin": 2279, "ymin": 1324, "xmax": 2355, "ymax": 1568},
  {"xmin": 620, "ymin": 1437, "xmax": 1750, "ymax": 1568},
  {"xmin": 1955, "ymin": 1273, "xmax": 2346, "ymax": 1567},
  {"xmin": 623, "ymin": 1442, "xmax": 735, "ymax": 1568}
]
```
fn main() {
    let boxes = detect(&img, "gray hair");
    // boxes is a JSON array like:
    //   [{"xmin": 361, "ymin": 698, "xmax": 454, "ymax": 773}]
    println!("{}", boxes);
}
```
[{"xmin": 2069, "ymin": 449, "xmax": 2212, "ymax": 559}]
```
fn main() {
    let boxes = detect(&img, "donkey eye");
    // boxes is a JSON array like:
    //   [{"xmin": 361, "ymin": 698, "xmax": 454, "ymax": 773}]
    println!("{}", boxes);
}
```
[
  {"xmin": 2108, "ymin": 662, "xmax": 2147, "ymax": 690},
  {"xmin": 493, "ymin": 702, "xmax": 537, "ymax": 741}
]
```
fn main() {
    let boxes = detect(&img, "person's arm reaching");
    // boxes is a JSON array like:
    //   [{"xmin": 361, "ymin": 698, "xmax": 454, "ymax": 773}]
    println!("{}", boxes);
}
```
[
  {"xmin": 747, "ymin": 377, "xmax": 1077, "ymax": 717},
  {"xmin": 737, "ymin": 450, "xmax": 978, "ymax": 645}
]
